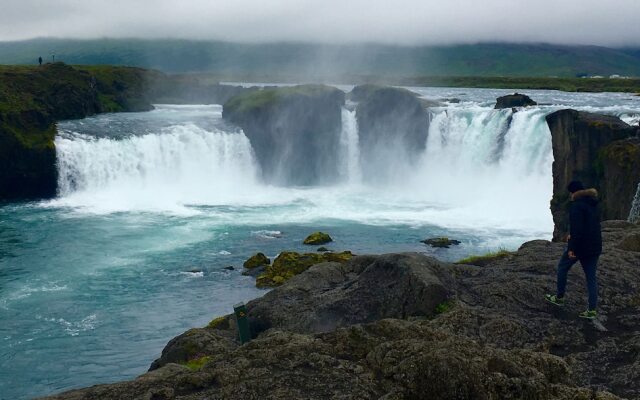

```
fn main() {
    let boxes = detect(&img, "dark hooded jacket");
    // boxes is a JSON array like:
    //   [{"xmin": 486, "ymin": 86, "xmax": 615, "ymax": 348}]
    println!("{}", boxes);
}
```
[{"xmin": 567, "ymin": 188, "xmax": 602, "ymax": 258}]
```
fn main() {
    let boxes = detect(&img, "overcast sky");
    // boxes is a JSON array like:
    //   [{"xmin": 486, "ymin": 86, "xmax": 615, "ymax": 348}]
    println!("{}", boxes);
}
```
[{"xmin": 1, "ymin": 0, "xmax": 640, "ymax": 46}]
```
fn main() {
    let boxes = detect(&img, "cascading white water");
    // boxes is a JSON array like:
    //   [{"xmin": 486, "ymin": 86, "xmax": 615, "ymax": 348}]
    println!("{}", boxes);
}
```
[
  {"xmin": 628, "ymin": 182, "xmax": 640, "ymax": 223},
  {"xmin": 54, "ymin": 124, "xmax": 261, "ymax": 213},
  {"xmin": 403, "ymin": 107, "xmax": 554, "ymax": 230},
  {"xmin": 52, "ymin": 103, "xmax": 554, "ymax": 231},
  {"xmin": 339, "ymin": 108, "xmax": 362, "ymax": 184}
]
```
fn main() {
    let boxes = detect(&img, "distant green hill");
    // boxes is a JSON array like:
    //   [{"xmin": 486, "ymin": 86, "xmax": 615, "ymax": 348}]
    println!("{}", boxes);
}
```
[{"xmin": 1, "ymin": 38, "xmax": 640, "ymax": 78}]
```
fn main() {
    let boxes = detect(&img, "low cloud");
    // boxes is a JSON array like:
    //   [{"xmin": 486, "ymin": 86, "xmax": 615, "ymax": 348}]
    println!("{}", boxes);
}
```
[{"xmin": 1, "ymin": 0, "xmax": 639, "ymax": 46}]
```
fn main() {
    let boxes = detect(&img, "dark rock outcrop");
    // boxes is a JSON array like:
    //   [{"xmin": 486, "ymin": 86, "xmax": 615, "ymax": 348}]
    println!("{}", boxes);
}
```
[
  {"xmin": 421, "ymin": 237, "xmax": 461, "ymax": 248},
  {"xmin": 349, "ymin": 84, "xmax": 430, "ymax": 182},
  {"xmin": 44, "ymin": 221, "xmax": 640, "ymax": 399},
  {"xmin": 222, "ymin": 85, "xmax": 346, "ymax": 186},
  {"xmin": 546, "ymin": 109, "xmax": 640, "ymax": 239},
  {"xmin": 495, "ymin": 93, "xmax": 537, "ymax": 109}
]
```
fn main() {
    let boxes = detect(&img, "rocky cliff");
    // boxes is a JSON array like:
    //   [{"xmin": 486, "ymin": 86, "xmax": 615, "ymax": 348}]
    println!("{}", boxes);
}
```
[
  {"xmin": 349, "ymin": 84, "xmax": 430, "ymax": 182},
  {"xmin": 44, "ymin": 220, "xmax": 640, "ymax": 399},
  {"xmin": 222, "ymin": 85, "xmax": 345, "ymax": 186},
  {"xmin": 546, "ymin": 109, "xmax": 639, "ymax": 240},
  {"xmin": 0, "ymin": 63, "xmax": 156, "ymax": 201}
]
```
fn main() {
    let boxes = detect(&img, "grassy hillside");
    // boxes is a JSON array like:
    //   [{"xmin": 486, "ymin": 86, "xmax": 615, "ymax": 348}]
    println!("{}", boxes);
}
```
[{"xmin": 1, "ymin": 38, "xmax": 640, "ymax": 78}]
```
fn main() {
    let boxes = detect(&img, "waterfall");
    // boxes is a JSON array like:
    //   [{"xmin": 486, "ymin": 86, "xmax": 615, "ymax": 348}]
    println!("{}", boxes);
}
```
[
  {"xmin": 629, "ymin": 182, "xmax": 640, "ymax": 223},
  {"xmin": 54, "ymin": 123, "xmax": 260, "ymax": 211},
  {"xmin": 339, "ymin": 108, "xmax": 361, "ymax": 184},
  {"xmin": 52, "ymin": 104, "xmax": 554, "ymax": 229}
]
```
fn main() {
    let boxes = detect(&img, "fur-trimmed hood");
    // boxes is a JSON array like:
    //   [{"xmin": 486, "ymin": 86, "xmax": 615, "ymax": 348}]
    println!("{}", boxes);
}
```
[{"xmin": 571, "ymin": 188, "xmax": 598, "ymax": 205}]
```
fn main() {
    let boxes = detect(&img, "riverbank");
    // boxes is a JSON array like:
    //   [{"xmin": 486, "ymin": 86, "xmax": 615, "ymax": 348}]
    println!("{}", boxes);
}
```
[{"xmin": 43, "ymin": 220, "xmax": 640, "ymax": 399}]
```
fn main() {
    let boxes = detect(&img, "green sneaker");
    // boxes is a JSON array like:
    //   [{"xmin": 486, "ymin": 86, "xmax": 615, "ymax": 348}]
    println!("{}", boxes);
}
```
[
  {"xmin": 579, "ymin": 310, "xmax": 597, "ymax": 320},
  {"xmin": 545, "ymin": 294, "xmax": 565, "ymax": 307}
]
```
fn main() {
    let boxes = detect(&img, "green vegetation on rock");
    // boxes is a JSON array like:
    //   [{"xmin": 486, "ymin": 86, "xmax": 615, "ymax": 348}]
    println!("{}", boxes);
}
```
[
  {"xmin": 256, "ymin": 250, "xmax": 353, "ymax": 288},
  {"xmin": 242, "ymin": 252, "xmax": 271, "ymax": 269},
  {"xmin": 224, "ymin": 85, "xmax": 340, "ymax": 117},
  {"xmin": 434, "ymin": 299, "xmax": 456, "ymax": 314},
  {"xmin": 206, "ymin": 316, "xmax": 229, "ymax": 330},
  {"xmin": 303, "ymin": 232, "xmax": 333, "ymax": 245},
  {"xmin": 456, "ymin": 250, "xmax": 514, "ymax": 266},
  {"xmin": 183, "ymin": 356, "xmax": 211, "ymax": 372}
]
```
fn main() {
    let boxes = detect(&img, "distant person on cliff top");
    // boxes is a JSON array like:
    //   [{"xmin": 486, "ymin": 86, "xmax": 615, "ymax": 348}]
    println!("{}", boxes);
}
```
[
  {"xmin": 545, "ymin": 180, "xmax": 602, "ymax": 319},
  {"xmin": 38, "ymin": 56, "xmax": 42, "ymax": 66}
]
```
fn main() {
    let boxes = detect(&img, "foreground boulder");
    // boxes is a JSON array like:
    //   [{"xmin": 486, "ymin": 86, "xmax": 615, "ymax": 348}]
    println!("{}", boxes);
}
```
[
  {"xmin": 546, "ymin": 109, "xmax": 640, "ymax": 239},
  {"xmin": 222, "ymin": 85, "xmax": 345, "ymax": 186},
  {"xmin": 494, "ymin": 93, "xmax": 537, "ymax": 109},
  {"xmin": 349, "ymin": 84, "xmax": 430, "ymax": 182},
  {"xmin": 44, "ymin": 221, "xmax": 640, "ymax": 399}
]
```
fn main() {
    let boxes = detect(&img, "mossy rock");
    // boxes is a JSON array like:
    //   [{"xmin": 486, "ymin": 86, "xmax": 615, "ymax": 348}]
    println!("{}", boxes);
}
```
[
  {"xmin": 256, "ymin": 250, "xmax": 353, "ymax": 288},
  {"xmin": 421, "ymin": 237, "xmax": 461, "ymax": 248},
  {"xmin": 206, "ymin": 315, "xmax": 230, "ymax": 330},
  {"xmin": 243, "ymin": 252, "xmax": 271, "ymax": 269},
  {"xmin": 303, "ymin": 232, "xmax": 333, "ymax": 245}
]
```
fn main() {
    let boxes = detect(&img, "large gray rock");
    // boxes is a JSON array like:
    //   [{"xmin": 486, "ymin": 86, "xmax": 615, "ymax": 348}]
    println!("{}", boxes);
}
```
[
  {"xmin": 246, "ymin": 253, "xmax": 454, "ymax": 335},
  {"xmin": 546, "ymin": 109, "xmax": 639, "ymax": 240},
  {"xmin": 222, "ymin": 85, "xmax": 345, "ymax": 186}
]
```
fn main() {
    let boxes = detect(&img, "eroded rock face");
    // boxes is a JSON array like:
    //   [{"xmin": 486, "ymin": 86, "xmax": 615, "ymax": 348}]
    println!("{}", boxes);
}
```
[
  {"xmin": 494, "ymin": 93, "xmax": 537, "ymax": 109},
  {"xmin": 222, "ymin": 85, "xmax": 346, "ymax": 186},
  {"xmin": 546, "ymin": 109, "xmax": 639, "ymax": 240},
  {"xmin": 44, "ymin": 222, "xmax": 640, "ymax": 400},
  {"xmin": 349, "ymin": 84, "xmax": 430, "ymax": 183}
]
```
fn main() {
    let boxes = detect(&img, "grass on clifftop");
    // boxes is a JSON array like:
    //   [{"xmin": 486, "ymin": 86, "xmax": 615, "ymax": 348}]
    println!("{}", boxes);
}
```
[
  {"xmin": 223, "ymin": 84, "xmax": 339, "ymax": 115},
  {"xmin": 456, "ymin": 249, "xmax": 515, "ymax": 266}
]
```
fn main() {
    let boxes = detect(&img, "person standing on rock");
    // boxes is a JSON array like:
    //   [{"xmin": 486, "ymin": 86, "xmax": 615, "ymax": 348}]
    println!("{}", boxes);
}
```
[{"xmin": 545, "ymin": 180, "xmax": 602, "ymax": 319}]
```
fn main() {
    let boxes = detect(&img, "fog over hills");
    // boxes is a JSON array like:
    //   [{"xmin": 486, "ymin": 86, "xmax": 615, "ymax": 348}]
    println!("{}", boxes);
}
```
[{"xmin": 1, "ymin": 38, "xmax": 640, "ymax": 78}]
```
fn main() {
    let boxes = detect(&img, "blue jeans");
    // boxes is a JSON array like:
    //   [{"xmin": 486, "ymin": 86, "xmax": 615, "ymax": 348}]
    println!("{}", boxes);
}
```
[{"xmin": 556, "ymin": 249, "xmax": 599, "ymax": 310}]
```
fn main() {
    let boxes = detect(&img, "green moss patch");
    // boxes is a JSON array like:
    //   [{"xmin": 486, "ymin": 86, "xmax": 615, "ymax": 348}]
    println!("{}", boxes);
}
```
[
  {"xmin": 456, "ymin": 250, "xmax": 514, "ymax": 267},
  {"xmin": 183, "ymin": 356, "xmax": 211, "ymax": 371},
  {"xmin": 435, "ymin": 299, "xmax": 456, "ymax": 314},
  {"xmin": 256, "ymin": 250, "xmax": 353, "ymax": 288}
]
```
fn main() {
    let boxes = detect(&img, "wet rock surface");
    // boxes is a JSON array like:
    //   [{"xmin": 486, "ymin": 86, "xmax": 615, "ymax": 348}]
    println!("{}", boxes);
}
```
[{"xmin": 44, "ymin": 221, "xmax": 640, "ymax": 400}]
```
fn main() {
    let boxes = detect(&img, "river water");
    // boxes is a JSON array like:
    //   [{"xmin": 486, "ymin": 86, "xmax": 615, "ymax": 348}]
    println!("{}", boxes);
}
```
[{"xmin": 1, "ymin": 86, "xmax": 639, "ymax": 399}]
